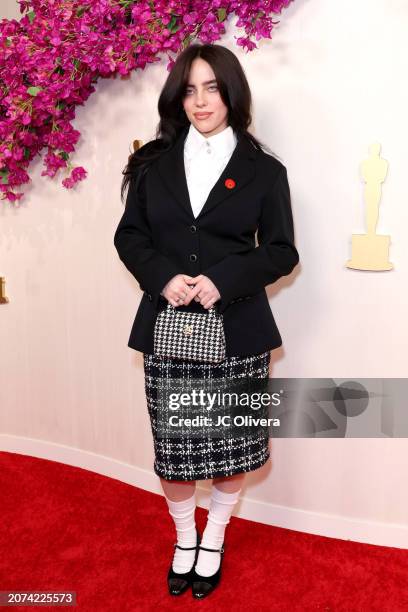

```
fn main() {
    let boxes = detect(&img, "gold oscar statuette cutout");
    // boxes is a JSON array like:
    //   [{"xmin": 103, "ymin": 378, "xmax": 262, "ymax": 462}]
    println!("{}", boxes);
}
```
[
  {"xmin": 346, "ymin": 143, "xmax": 393, "ymax": 270},
  {"xmin": 131, "ymin": 139, "xmax": 142, "ymax": 155},
  {"xmin": 0, "ymin": 276, "xmax": 9, "ymax": 304},
  {"xmin": 126, "ymin": 139, "xmax": 142, "ymax": 162}
]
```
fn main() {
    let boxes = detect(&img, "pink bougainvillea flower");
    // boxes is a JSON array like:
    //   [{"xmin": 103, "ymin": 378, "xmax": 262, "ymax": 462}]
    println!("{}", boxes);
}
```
[{"xmin": 61, "ymin": 165, "xmax": 87, "ymax": 189}]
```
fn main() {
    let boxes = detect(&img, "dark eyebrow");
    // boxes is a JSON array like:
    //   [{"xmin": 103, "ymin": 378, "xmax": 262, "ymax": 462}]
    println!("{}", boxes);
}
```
[{"xmin": 186, "ymin": 79, "xmax": 217, "ymax": 87}]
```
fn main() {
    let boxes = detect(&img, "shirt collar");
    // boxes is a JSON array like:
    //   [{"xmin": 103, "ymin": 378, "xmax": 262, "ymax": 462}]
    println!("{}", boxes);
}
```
[{"xmin": 184, "ymin": 122, "xmax": 237, "ymax": 160}]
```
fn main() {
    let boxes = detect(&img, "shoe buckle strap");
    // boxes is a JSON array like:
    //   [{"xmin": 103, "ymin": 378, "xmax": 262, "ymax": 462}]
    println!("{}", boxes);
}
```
[
  {"xmin": 174, "ymin": 543, "xmax": 198, "ymax": 550},
  {"xmin": 198, "ymin": 544, "xmax": 224, "ymax": 553}
]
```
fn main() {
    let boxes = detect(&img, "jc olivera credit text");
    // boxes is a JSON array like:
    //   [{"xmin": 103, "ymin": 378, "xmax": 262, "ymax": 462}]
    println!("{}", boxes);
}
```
[{"xmin": 168, "ymin": 415, "xmax": 281, "ymax": 428}]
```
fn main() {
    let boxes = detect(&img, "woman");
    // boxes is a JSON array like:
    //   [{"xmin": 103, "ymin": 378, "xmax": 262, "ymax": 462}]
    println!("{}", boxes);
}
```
[{"xmin": 114, "ymin": 43, "xmax": 299, "ymax": 599}]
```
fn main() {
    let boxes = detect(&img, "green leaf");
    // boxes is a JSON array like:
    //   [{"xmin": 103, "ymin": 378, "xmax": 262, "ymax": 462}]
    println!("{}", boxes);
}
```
[
  {"xmin": 182, "ymin": 34, "xmax": 192, "ymax": 48},
  {"xmin": 27, "ymin": 86, "xmax": 42, "ymax": 96},
  {"xmin": 167, "ymin": 15, "xmax": 179, "ymax": 33},
  {"xmin": 76, "ymin": 6, "xmax": 87, "ymax": 17},
  {"xmin": 60, "ymin": 152, "xmax": 69, "ymax": 161},
  {"xmin": 23, "ymin": 147, "xmax": 30, "ymax": 160},
  {"xmin": 217, "ymin": 8, "xmax": 227, "ymax": 22},
  {"xmin": 5, "ymin": 37, "xmax": 12, "ymax": 47},
  {"xmin": 27, "ymin": 10, "xmax": 35, "ymax": 24},
  {"xmin": 0, "ymin": 168, "xmax": 9, "ymax": 185}
]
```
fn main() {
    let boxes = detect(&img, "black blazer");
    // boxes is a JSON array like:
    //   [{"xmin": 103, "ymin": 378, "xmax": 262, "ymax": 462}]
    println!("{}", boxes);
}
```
[{"xmin": 114, "ymin": 125, "xmax": 299, "ymax": 357}]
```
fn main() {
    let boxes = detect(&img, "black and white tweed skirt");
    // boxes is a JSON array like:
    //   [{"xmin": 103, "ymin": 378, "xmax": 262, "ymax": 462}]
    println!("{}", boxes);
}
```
[{"xmin": 143, "ymin": 351, "xmax": 271, "ymax": 481}]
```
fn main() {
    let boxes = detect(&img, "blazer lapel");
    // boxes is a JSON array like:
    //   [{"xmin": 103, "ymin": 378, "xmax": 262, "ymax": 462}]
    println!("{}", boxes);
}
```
[{"xmin": 156, "ymin": 124, "xmax": 257, "ymax": 221}]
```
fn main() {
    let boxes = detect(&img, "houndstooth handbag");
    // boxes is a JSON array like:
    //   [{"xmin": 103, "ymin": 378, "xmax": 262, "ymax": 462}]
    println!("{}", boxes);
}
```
[{"xmin": 154, "ymin": 302, "xmax": 226, "ymax": 363}]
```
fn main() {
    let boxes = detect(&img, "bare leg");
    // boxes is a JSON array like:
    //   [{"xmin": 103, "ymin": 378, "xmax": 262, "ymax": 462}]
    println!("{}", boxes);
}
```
[
  {"xmin": 159, "ymin": 476, "xmax": 196, "ymax": 501},
  {"xmin": 212, "ymin": 471, "xmax": 246, "ymax": 493}
]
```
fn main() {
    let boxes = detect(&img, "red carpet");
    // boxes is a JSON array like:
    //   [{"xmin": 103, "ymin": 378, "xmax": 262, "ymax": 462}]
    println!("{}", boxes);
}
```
[{"xmin": 0, "ymin": 451, "xmax": 407, "ymax": 611}]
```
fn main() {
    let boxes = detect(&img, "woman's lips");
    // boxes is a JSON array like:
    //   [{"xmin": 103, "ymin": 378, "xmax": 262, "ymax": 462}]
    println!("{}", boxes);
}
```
[{"xmin": 194, "ymin": 113, "xmax": 212, "ymax": 120}]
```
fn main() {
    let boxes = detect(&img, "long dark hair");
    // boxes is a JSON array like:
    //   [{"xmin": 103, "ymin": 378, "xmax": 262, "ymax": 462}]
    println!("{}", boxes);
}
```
[{"xmin": 120, "ymin": 43, "xmax": 279, "ymax": 203}]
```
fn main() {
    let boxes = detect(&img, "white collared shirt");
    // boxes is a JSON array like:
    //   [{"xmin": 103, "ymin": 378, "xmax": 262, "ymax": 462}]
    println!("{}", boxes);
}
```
[{"xmin": 184, "ymin": 122, "xmax": 238, "ymax": 218}]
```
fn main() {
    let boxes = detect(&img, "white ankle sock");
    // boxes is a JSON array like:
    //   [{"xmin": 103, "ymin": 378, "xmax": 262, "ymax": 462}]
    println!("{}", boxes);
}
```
[
  {"xmin": 195, "ymin": 486, "xmax": 241, "ymax": 577},
  {"xmin": 165, "ymin": 492, "xmax": 197, "ymax": 573}
]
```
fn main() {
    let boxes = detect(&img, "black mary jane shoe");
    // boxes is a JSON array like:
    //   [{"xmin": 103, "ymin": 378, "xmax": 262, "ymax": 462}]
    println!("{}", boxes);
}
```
[
  {"xmin": 191, "ymin": 542, "xmax": 225, "ymax": 599},
  {"xmin": 167, "ymin": 528, "xmax": 201, "ymax": 596}
]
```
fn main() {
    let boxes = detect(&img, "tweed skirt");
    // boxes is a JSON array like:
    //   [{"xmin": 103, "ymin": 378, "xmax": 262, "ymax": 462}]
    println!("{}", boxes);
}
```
[{"xmin": 143, "ymin": 351, "xmax": 271, "ymax": 481}]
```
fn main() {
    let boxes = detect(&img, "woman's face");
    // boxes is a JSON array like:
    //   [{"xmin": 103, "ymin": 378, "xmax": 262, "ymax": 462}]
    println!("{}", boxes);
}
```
[{"xmin": 182, "ymin": 58, "xmax": 229, "ymax": 137}]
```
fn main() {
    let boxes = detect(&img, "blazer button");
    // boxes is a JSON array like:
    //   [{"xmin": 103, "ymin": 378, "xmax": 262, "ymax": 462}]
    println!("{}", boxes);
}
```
[
  {"xmin": 190, "ymin": 225, "xmax": 197, "ymax": 232},
  {"xmin": 147, "ymin": 293, "xmax": 153, "ymax": 301},
  {"xmin": 189, "ymin": 254, "xmax": 198, "ymax": 262}
]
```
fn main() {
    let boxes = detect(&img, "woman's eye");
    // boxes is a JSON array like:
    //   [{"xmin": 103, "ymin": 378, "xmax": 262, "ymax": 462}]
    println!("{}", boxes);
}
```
[{"xmin": 185, "ymin": 86, "xmax": 218, "ymax": 95}]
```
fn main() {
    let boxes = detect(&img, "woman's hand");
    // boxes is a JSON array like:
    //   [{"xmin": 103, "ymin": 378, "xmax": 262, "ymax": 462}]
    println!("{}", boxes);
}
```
[
  {"xmin": 161, "ymin": 274, "xmax": 197, "ymax": 307},
  {"xmin": 161, "ymin": 274, "xmax": 221, "ymax": 309},
  {"xmin": 182, "ymin": 274, "xmax": 221, "ymax": 309}
]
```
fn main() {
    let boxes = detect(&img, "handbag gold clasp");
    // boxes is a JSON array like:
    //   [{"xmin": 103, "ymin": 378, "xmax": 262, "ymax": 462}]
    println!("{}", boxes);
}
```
[{"xmin": 183, "ymin": 324, "xmax": 193, "ymax": 336}]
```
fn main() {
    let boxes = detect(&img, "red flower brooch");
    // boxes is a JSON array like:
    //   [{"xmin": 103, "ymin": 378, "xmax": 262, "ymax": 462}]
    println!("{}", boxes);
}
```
[{"xmin": 224, "ymin": 178, "xmax": 236, "ymax": 189}]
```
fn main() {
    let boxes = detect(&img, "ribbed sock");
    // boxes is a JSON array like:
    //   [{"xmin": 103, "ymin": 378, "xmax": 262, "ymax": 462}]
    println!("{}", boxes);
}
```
[
  {"xmin": 165, "ymin": 492, "xmax": 197, "ymax": 573},
  {"xmin": 194, "ymin": 486, "xmax": 241, "ymax": 577}
]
